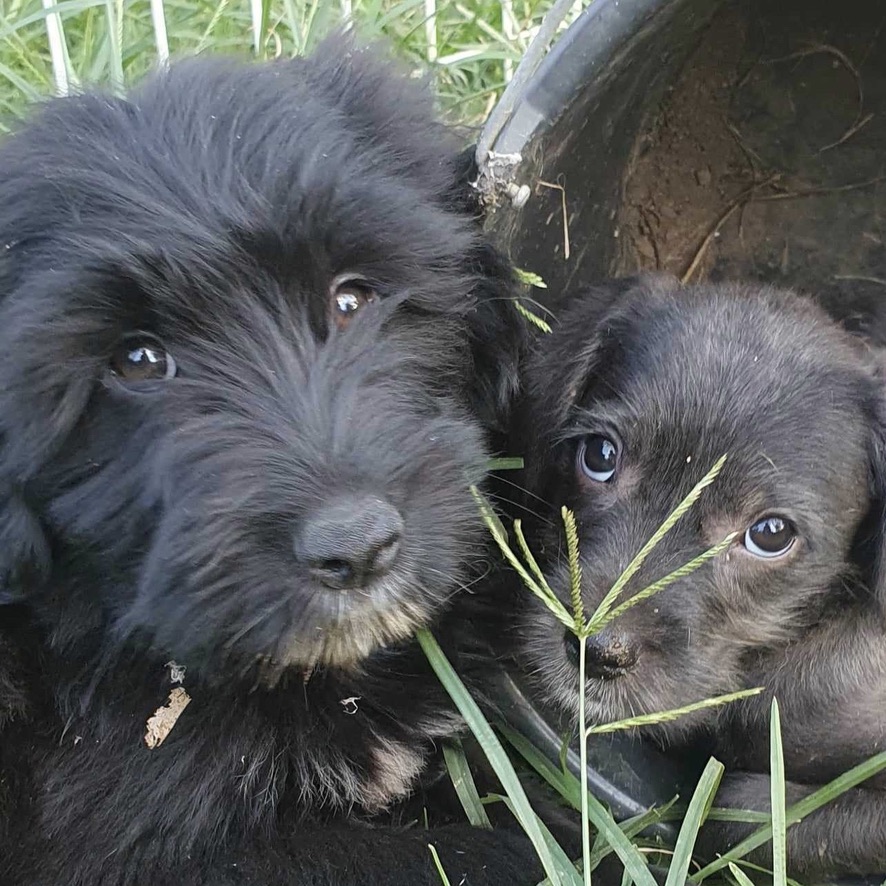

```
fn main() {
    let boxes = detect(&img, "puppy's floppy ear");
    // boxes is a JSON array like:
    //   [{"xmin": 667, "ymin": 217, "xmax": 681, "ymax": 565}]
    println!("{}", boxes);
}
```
[
  {"xmin": 0, "ymin": 481, "xmax": 50, "ymax": 605},
  {"xmin": 514, "ymin": 274, "xmax": 679, "ymax": 487},
  {"xmin": 524, "ymin": 274, "xmax": 677, "ymax": 425}
]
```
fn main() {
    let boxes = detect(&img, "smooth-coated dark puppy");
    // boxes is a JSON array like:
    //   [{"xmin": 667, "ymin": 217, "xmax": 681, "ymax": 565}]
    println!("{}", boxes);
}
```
[
  {"xmin": 0, "ymin": 39, "xmax": 537, "ymax": 886},
  {"xmin": 510, "ymin": 275, "xmax": 886, "ymax": 879}
]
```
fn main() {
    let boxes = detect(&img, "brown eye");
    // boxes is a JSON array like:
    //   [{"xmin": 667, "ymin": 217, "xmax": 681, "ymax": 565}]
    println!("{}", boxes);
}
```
[
  {"xmin": 329, "ymin": 275, "xmax": 379, "ymax": 330},
  {"xmin": 110, "ymin": 333, "xmax": 177, "ymax": 383},
  {"xmin": 744, "ymin": 516, "xmax": 796, "ymax": 558}
]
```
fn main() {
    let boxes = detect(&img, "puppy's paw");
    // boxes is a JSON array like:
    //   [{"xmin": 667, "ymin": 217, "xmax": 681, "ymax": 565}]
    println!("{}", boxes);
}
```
[{"xmin": 696, "ymin": 772, "xmax": 811, "ymax": 869}]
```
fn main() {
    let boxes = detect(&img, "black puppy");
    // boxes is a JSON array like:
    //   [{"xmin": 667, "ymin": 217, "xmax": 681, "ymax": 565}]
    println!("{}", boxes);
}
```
[
  {"xmin": 0, "ymin": 39, "xmax": 536, "ymax": 886},
  {"xmin": 512, "ymin": 275, "xmax": 886, "ymax": 879}
]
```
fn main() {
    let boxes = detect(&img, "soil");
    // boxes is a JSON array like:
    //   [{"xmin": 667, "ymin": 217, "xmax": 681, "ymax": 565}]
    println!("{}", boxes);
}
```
[{"xmin": 615, "ymin": 0, "xmax": 886, "ymax": 339}]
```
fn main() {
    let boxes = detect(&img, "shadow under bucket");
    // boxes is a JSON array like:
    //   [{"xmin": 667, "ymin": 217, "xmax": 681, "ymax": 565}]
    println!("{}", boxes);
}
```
[{"xmin": 479, "ymin": 0, "xmax": 886, "ymax": 863}]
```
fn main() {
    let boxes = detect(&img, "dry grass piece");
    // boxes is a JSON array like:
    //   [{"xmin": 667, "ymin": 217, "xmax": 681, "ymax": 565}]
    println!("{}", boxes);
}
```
[{"xmin": 144, "ymin": 686, "xmax": 192, "ymax": 749}]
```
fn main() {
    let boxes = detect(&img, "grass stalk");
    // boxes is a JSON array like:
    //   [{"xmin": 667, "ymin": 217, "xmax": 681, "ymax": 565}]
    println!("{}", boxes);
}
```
[
  {"xmin": 585, "ymin": 689, "xmax": 763, "ymax": 738},
  {"xmin": 423, "ymin": 0, "xmax": 437, "ymax": 62},
  {"xmin": 589, "ymin": 455, "xmax": 727, "ymax": 628},
  {"xmin": 770, "ymin": 699, "xmax": 787, "ymax": 886},
  {"xmin": 578, "ymin": 634, "xmax": 591, "ymax": 886},
  {"xmin": 41, "ymin": 0, "xmax": 70, "ymax": 94},
  {"xmin": 103, "ymin": 0, "xmax": 123, "ymax": 91},
  {"xmin": 442, "ymin": 740, "xmax": 492, "ymax": 829},
  {"xmin": 691, "ymin": 748, "xmax": 886, "ymax": 880},
  {"xmin": 417, "ymin": 628, "xmax": 575, "ymax": 886},
  {"xmin": 428, "ymin": 843, "xmax": 452, "ymax": 886},
  {"xmin": 149, "ymin": 0, "xmax": 169, "ymax": 63},
  {"xmin": 664, "ymin": 758, "xmax": 724, "ymax": 886}
]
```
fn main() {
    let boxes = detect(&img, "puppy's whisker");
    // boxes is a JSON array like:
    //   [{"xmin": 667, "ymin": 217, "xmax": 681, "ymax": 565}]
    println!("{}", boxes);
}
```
[
  {"xmin": 222, "ymin": 591, "xmax": 294, "ymax": 652},
  {"xmin": 490, "ymin": 475, "xmax": 554, "ymax": 509},
  {"xmin": 485, "ymin": 490, "xmax": 552, "ymax": 525}
]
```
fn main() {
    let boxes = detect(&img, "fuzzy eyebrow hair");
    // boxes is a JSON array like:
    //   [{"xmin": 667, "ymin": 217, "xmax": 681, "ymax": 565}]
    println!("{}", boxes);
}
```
[{"xmin": 556, "ymin": 402, "xmax": 630, "ymax": 446}]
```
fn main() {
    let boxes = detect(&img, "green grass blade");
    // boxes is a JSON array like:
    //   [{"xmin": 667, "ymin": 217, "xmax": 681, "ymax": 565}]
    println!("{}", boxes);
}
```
[
  {"xmin": 250, "ymin": 0, "xmax": 271, "ymax": 55},
  {"xmin": 664, "ymin": 757, "xmax": 724, "ymax": 886},
  {"xmin": 41, "ymin": 0, "xmax": 69, "ymax": 94},
  {"xmin": 114, "ymin": 0, "xmax": 123, "ymax": 78},
  {"xmin": 734, "ymin": 858, "xmax": 802, "ymax": 886},
  {"xmin": 691, "ymin": 749, "xmax": 886, "ymax": 881},
  {"xmin": 500, "ymin": 723, "xmax": 681, "ymax": 862},
  {"xmin": 500, "ymin": 723, "xmax": 681, "ymax": 882},
  {"xmin": 0, "ymin": 58, "xmax": 43, "ymax": 102},
  {"xmin": 514, "ymin": 268, "xmax": 548, "ymax": 288},
  {"xmin": 416, "ymin": 629, "xmax": 574, "ymax": 886},
  {"xmin": 769, "ymin": 699, "xmax": 787, "ymax": 886},
  {"xmin": 585, "ymin": 688, "xmax": 763, "ymax": 737},
  {"xmin": 487, "ymin": 456, "xmax": 525, "ymax": 472},
  {"xmin": 489, "ymin": 796, "xmax": 579, "ymax": 886},
  {"xmin": 3, "ymin": 0, "xmax": 106, "ymax": 34},
  {"xmin": 428, "ymin": 843, "xmax": 453, "ymax": 886},
  {"xmin": 515, "ymin": 300, "xmax": 553, "ymax": 333},
  {"xmin": 578, "ymin": 636, "xmax": 591, "ymax": 886},
  {"xmin": 471, "ymin": 486, "xmax": 574, "ymax": 630},
  {"xmin": 194, "ymin": 0, "xmax": 231, "ymax": 55},
  {"xmin": 705, "ymin": 809, "xmax": 770, "ymax": 824},
  {"xmin": 514, "ymin": 519, "xmax": 554, "ymax": 597},
  {"xmin": 562, "ymin": 507, "xmax": 584, "ymax": 632},
  {"xmin": 589, "ymin": 455, "xmax": 728, "ymax": 626},
  {"xmin": 597, "ymin": 533, "xmax": 737, "ymax": 629},
  {"xmin": 149, "ymin": 0, "xmax": 169, "ymax": 63},
  {"xmin": 588, "ymin": 797, "xmax": 680, "ymax": 870},
  {"xmin": 103, "ymin": 0, "xmax": 123, "ymax": 91},
  {"xmin": 502, "ymin": 731, "xmax": 658, "ymax": 886},
  {"xmin": 727, "ymin": 862, "xmax": 756, "ymax": 886},
  {"xmin": 498, "ymin": 724, "xmax": 582, "ymax": 810},
  {"xmin": 471, "ymin": 485, "xmax": 511, "ymax": 550},
  {"xmin": 442, "ymin": 740, "xmax": 492, "ymax": 829}
]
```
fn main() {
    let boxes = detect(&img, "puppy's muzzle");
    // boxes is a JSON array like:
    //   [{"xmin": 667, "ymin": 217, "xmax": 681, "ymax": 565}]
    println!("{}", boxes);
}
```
[
  {"xmin": 564, "ymin": 628, "xmax": 639, "ymax": 680},
  {"xmin": 294, "ymin": 495, "xmax": 404, "ymax": 590}
]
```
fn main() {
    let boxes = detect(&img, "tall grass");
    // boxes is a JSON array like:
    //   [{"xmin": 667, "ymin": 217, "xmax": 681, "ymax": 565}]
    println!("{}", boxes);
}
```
[{"xmin": 0, "ymin": 0, "xmax": 583, "ymax": 129}]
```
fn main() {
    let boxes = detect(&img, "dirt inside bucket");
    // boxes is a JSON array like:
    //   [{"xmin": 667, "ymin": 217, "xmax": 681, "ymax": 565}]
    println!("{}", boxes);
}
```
[{"xmin": 615, "ymin": 0, "xmax": 886, "ymax": 339}]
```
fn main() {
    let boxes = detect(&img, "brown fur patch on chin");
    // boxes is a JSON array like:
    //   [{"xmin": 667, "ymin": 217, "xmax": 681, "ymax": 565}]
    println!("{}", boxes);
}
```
[
  {"xmin": 273, "ymin": 597, "xmax": 432, "ymax": 674},
  {"xmin": 360, "ymin": 739, "xmax": 427, "ymax": 812}
]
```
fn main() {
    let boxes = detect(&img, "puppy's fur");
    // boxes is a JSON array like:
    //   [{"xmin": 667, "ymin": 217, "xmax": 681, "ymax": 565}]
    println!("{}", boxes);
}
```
[
  {"xmin": 0, "ymin": 40, "xmax": 538, "ymax": 886},
  {"xmin": 511, "ymin": 275, "xmax": 886, "ymax": 879}
]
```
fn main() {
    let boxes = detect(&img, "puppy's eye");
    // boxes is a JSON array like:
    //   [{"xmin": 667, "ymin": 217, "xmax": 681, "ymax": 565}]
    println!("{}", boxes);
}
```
[
  {"xmin": 329, "ymin": 275, "xmax": 379, "ymax": 331},
  {"xmin": 744, "ymin": 516, "xmax": 796, "ymax": 558},
  {"xmin": 578, "ymin": 435, "xmax": 619, "ymax": 482},
  {"xmin": 110, "ymin": 333, "xmax": 177, "ymax": 383}
]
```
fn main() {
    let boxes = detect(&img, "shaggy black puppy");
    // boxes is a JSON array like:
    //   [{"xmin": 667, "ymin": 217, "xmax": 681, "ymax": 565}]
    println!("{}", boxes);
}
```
[
  {"xmin": 509, "ymin": 275, "xmax": 886, "ymax": 879},
  {"xmin": 0, "ymin": 40, "xmax": 537, "ymax": 886}
]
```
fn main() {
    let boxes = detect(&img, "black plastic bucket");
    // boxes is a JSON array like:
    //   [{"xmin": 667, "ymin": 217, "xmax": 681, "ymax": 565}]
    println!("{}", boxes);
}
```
[{"xmin": 480, "ymin": 0, "xmax": 886, "ymax": 854}]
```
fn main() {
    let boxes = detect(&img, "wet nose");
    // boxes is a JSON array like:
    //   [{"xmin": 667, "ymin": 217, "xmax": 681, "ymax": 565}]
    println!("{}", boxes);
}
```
[
  {"xmin": 295, "ymin": 497, "xmax": 404, "ymax": 590},
  {"xmin": 563, "ymin": 629, "xmax": 638, "ymax": 679}
]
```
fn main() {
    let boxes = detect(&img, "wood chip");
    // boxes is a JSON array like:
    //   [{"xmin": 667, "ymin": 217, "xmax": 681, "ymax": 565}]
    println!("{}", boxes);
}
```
[{"xmin": 144, "ymin": 687, "xmax": 191, "ymax": 749}]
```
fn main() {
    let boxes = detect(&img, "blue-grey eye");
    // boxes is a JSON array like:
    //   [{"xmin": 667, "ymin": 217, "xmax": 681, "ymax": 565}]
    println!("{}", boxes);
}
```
[
  {"xmin": 578, "ymin": 435, "xmax": 618, "ymax": 482},
  {"xmin": 744, "ymin": 516, "xmax": 796, "ymax": 558}
]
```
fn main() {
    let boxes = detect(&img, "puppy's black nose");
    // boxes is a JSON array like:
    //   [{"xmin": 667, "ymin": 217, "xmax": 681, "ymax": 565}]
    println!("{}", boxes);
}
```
[
  {"xmin": 563, "ymin": 630, "xmax": 638, "ymax": 679},
  {"xmin": 296, "ymin": 497, "xmax": 404, "ymax": 590}
]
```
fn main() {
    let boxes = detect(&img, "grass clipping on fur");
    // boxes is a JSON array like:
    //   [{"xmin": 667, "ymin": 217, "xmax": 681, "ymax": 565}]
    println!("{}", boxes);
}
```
[{"xmin": 144, "ymin": 687, "xmax": 191, "ymax": 749}]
